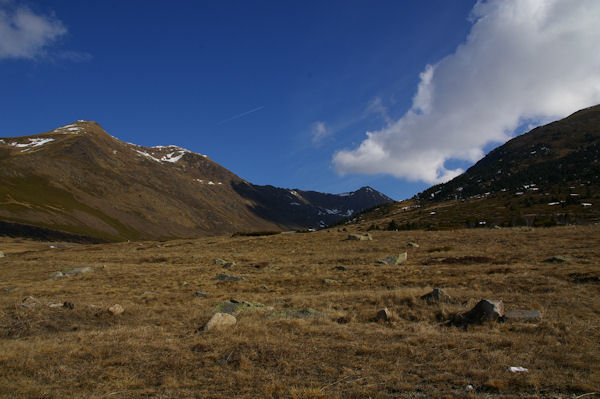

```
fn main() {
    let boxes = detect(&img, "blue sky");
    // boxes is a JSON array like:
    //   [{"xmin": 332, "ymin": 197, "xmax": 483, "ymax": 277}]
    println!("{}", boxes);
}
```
[{"xmin": 2, "ymin": 1, "xmax": 600, "ymax": 200}]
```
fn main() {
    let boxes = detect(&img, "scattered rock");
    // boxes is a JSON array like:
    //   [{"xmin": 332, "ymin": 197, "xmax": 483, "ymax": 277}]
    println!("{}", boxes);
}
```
[
  {"xmin": 180, "ymin": 281, "xmax": 188, "ymax": 287},
  {"xmin": 465, "ymin": 385, "xmax": 474, "ymax": 392},
  {"xmin": 334, "ymin": 266, "xmax": 348, "ymax": 271},
  {"xmin": 108, "ymin": 304, "xmax": 124, "ymax": 315},
  {"xmin": 0, "ymin": 250, "xmax": 4, "ymax": 258},
  {"xmin": 420, "ymin": 288, "xmax": 452, "ymax": 303},
  {"xmin": 347, "ymin": 233, "xmax": 372, "ymax": 241},
  {"xmin": 213, "ymin": 274, "xmax": 245, "ymax": 281},
  {"xmin": 63, "ymin": 301, "xmax": 75, "ymax": 309},
  {"xmin": 222, "ymin": 262, "xmax": 236, "ymax": 269},
  {"xmin": 544, "ymin": 255, "xmax": 570, "ymax": 263},
  {"xmin": 204, "ymin": 312, "xmax": 237, "ymax": 331},
  {"xmin": 213, "ymin": 299, "xmax": 273, "ymax": 315},
  {"xmin": 267, "ymin": 308, "xmax": 321, "ymax": 319},
  {"xmin": 141, "ymin": 291, "xmax": 154, "ymax": 297},
  {"xmin": 21, "ymin": 296, "xmax": 38, "ymax": 308},
  {"xmin": 376, "ymin": 308, "xmax": 392, "ymax": 321},
  {"xmin": 504, "ymin": 309, "xmax": 542, "ymax": 322},
  {"xmin": 49, "ymin": 271, "xmax": 65, "ymax": 280},
  {"xmin": 63, "ymin": 267, "xmax": 94, "ymax": 276},
  {"xmin": 259, "ymin": 285, "xmax": 269, "ymax": 291},
  {"xmin": 377, "ymin": 252, "xmax": 407, "ymax": 266},
  {"xmin": 214, "ymin": 258, "xmax": 227, "ymax": 265},
  {"xmin": 322, "ymin": 278, "xmax": 340, "ymax": 285},
  {"xmin": 462, "ymin": 299, "xmax": 504, "ymax": 324},
  {"xmin": 508, "ymin": 366, "xmax": 529, "ymax": 373},
  {"xmin": 407, "ymin": 242, "xmax": 420, "ymax": 248},
  {"xmin": 49, "ymin": 303, "xmax": 63, "ymax": 308},
  {"xmin": 195, "ymin": 291, "xmax": 207, "ymax": 298}
]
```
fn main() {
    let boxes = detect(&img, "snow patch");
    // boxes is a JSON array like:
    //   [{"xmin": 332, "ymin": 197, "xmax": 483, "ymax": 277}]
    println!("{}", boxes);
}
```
[
  {"xmin": 7, "ymin": 138, "xmax": 55, "ymax": 150},
  {"xmin": 135, "ymin": 150, "xmax": 162, "ymax": 163}
]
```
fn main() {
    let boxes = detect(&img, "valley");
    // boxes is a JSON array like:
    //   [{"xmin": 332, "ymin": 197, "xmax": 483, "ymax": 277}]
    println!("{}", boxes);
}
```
[{"xmin": 1, "ymin": 226, "xmax": 599, "ymax": 398}]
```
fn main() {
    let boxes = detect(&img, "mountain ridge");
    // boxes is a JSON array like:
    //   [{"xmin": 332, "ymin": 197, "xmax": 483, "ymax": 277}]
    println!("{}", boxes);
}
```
[{"xmin": 0, "ymin": 121, "xmax": 393, "ymax": 241}]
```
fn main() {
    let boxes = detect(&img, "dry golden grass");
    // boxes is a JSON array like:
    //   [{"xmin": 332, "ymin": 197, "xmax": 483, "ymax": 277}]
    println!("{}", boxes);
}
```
[{"xmin": 1, "ymin": 226, "xmax": 599, "ymax": 398}]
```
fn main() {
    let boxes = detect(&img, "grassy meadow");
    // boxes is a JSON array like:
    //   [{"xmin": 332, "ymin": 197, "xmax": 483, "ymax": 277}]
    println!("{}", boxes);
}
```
[{"xmin": 0, "ymin": 226, "xmax": 599, "ymax": 398}]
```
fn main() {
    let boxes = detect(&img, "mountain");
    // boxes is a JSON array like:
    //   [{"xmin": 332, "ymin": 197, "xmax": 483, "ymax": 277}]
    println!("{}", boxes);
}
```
[
  {"xmin": 0, "ymin": 121, "xmax": 393, "ymax": 242},
  {"xmin": 346, "ymin": 104, "xmax": 600, "ymax": 230}
]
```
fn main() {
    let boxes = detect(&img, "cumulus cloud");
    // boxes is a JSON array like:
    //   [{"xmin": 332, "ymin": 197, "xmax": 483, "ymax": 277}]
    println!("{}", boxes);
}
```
[
  {"xmin": 0, "ymin": 2, "xmax": 66, "ymax": 60},
  {"xmin": 333, "ymin": 0, "xmax": 600, "ymax": 184}
]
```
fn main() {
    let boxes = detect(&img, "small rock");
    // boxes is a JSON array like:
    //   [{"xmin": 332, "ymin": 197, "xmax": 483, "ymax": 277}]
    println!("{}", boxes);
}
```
[
  {"xmin": 259, "ymin": 285, "xmax": 269, "ymax": 291},
  {"xmin": 377, "ymin": 252, "xmax": 408, "ymax": 266},
  {"xmin": 195, "ymin": 291, "xmax": 207, "ymax": 298},
  {"xmin": 49, "ymin": 271, "xmax": 65, "ymax": 280},
  {"xmin": 334, "ymin": 266, "xmax": 348, "ymax": 271},
  {"xmin": 213, "ymin": 299, "xmax": 273, "ymax": 315},
  {"xmin": 108, "ymin": 304, "xmax": 124, "ymax": 315},
  {"xmin": 63, "ymin": 301, "xmax": 75, "ymax": 309},
  {"xmin": 420, "ymin": 288, "xmax": 452, "ymax": 303},
  {"xmin": 204, "ymin": 312, "xmax": 237, "ymax": 331},
  {"xmin": 347, "ymin": 233, "xmax": 372, "ymax": 241},
  {"xmin": 49, "ymin": 303, "xmax": 63, "ymax": 308},
  {"xmin": 0, "ymin": 250, "xmax": 4, "ymax": 258},
  {"xmin": 376, "ymin": 308, "xmax": 392, "ymax": 321},
  {"xmin": 544, "ymin": 255, "xmax": 570, "ymax": 263},
  {"xmin": 213, "ymin": 274, "xmax": 245, "ymax": 281},
  {"xmin": 141, "ymin": 291, "xmax": 154, "ymax": 297},
  {"xmin": 504, "ymin": 309, "xmax": 542, "ymax": 322},
  {"xmin": 465, "ymin": 385, "xmax": 474, "ymax": 392},
  {"xmin": 322, "ymin": 279, "xmax": 340, "ymax": 285},
  {"xmin": 222, "ymin": 262, "xmax": 236, "ymax": 269},
  {"xmin": 463, "ymin": 299, "xmax": 504, "ymax": 323},
  {"xmin": 407, "ymin": 242, "xmax": 420, "ymax": 248},
  {"xmin": 508, "ymin": 366, "xmax": 529, "ymax": 373},
  {"xmin": 214, "ymin": 258, "xmax": 227, "ymax": 265},
  {"xmin": 21, "ymin": 296, "xmax": 38, "ymax": 308},
  {"xmin": 180, "ymin": 281, "xmax": 188, "ymax": 287},
  {"xmin": 62, "ymin": 267, "xmax": 94, "ymax": 276}
]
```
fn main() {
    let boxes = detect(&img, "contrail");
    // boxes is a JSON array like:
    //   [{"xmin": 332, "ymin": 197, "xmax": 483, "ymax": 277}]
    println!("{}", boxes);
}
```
[{"xmin": 217, "ymin": 106, "xmax": 265, "ymax": 125}]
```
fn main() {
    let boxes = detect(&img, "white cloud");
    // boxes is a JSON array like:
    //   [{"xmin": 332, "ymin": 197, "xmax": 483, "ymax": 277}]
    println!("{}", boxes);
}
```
[
  {"xmin": 0, "ymin": 2, "xmax": 66, "ymax": 60},
  {"xmin": 333, "ymin": 0, "xmax": 600, "ymax": 184},
  {"xmin": 311, "ymin": 121, "xmax": 329, "ymax": 144}
]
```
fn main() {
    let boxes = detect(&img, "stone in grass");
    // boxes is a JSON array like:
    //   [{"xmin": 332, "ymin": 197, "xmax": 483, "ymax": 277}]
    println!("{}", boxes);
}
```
[
  {"xmin": 377, "ymin": 252, "xmax": 408, "ymax": 266},
  {"xmin": 222, "ymin": 262, "xmax": 236, "ymax": 269},
  {"xmin": 213, "ymin": 274, "xmax": 245, "ymax": 281},
  {"xmin": 376, "ymin": 308, "xmax": 392, "ymax": 321},
  {"xmin": 543, "ymin": 255, "xmax": 570, "ymax": 263},
  {"xmin": 322, "ymin": 279, "xmax": 340, "ymax": 285},
  {"xmin": 49, "ymin": 271, "xmax": 65, "ymax": 280},
  {"xmin": 267, "ymin": 308, "xmax": 321, "ymax": 319},
  {"xmin": 204, "ymin": 312, "xmax": 237, "ymax": 331},
  {"xmin": 407, "ymin": 242, "xmax": 420, "ymax": 248},
  {"xmin": 108, "ymin": 304, "xmax": 124, "ymax": 315},
  {"xmin": 213, "ymin": 299, "xmax": 273, "ymax": 315},
  {"xmin": 504, "ymin": 309, "xmax": 542, "ymax": 322},
  {"xmin": 347, "ymin": 233, "xmax": 372, "ymax": 241},
  {"xmin": 195, "ymin": 291, "xmax": 207, "ymax": 298},
  {"xmin": 214, "ymin": 258, "xmax": 226, "ymax": 265},
  {"xmin": 334, "ymin": 266, "xmax": 348, "ymax": 271},
  {"xmin": 420, "ymin": 288, "xmax": 452, "ymax": 303},
  {"xmin": 0, "ymin": 250, "xmax": 4, "ymax": 258},
  {"xmin": 62, "ymin": 267, "xmax": 94, "ymax": 276},
  {"xmin": 21, "ymin": 296, "xmax": 38, "ymax": 308},
  {"xmin": 463, "ymin": 299, "xmax": 504, "ymax": 323}
]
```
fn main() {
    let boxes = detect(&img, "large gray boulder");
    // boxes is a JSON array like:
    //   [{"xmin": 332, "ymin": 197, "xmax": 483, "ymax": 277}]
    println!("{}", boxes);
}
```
[
  {"xmin": 464, "ymin": 299, "xmax": 504, "ymax": 322},
  {"xmin": 204, "ymin": 312, "xmax": 237, "ymax": 331}
]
